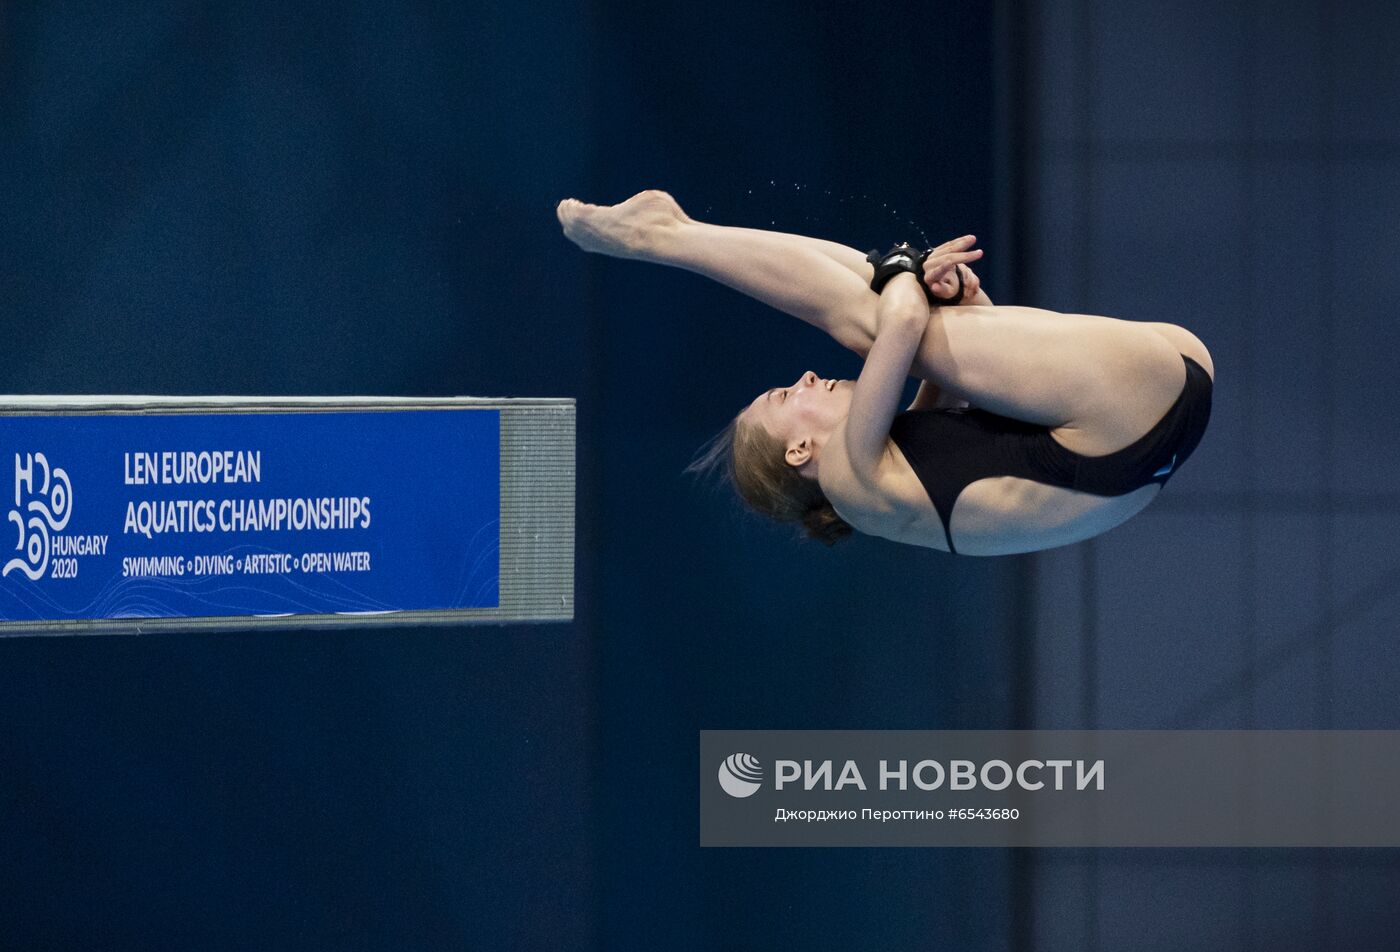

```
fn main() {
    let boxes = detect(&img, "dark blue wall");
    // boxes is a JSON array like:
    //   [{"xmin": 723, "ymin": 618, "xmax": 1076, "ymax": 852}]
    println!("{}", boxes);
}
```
[
  {"xmin": 581, "ymin": 7, "xmax": 1024, "ymax": 950},
  {"xmin": 0, "ymin": 2, "xmax": 1013, "ymax": 949},
  {"xmin": 1017, "ymin": 0, "xmax": 1400, "ymax": 948},
  {"xmin": 21, "ymin": 1, "xmax": 1397, "ymax": 949},
  {"xmin": 1, "ymin": 4, "xmax": 598, "ymax": 948}
]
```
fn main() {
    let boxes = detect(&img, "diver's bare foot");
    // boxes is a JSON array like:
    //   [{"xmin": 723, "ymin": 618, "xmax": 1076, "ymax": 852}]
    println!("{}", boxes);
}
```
[{"xmin": 555, "ymin": 189, "xmax": 691, "ymax": 260}]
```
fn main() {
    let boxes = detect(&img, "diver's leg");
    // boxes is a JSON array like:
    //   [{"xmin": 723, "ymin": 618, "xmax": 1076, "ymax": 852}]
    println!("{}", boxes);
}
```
[
  {"xmin": 913, "ymin": 305, "xmax": 1194, "ymax": 455},
  {"xmin": 557, "ymin": 193, "xmax": 1185, "ymax": 446},
  {"xmin": 559, "ymin": 191, "xmax": 883, "ymax": 352},
  {"xmin": 781, "ymin": 234, "xmax": 876, "ymax": 280},
  {"xmin": 558, "ymin": 190, "xmax": 999, "ymax": 351},
  {"xmin": 1140, "ymin": 321, "xmax": 1215, "ymax": 379},
  {"xmin": 656, "ymin": 221, "xmax": 888, "ymax": 350}
]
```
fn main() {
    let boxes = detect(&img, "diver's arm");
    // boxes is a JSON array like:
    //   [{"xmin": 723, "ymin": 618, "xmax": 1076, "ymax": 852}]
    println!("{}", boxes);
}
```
[{"xmin": 841, "ymin": 273, "xmax": 930, "ymax": 474}]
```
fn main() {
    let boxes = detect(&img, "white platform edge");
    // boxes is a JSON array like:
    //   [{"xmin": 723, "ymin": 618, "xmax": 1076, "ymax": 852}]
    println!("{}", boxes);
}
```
[{"xmin": 0, "ymin": 394, "xmax": 574, "ymax": 409}]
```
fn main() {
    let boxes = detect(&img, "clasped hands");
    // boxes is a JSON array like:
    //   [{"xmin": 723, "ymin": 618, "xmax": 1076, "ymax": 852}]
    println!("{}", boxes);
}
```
[{"xmin": 920, "ymin": 234, "xmax": 984, "ymax": 304}]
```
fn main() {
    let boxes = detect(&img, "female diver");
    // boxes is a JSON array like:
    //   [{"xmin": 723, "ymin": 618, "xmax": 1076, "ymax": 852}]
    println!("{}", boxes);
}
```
[{"xmin": 556, "ymin": 190, "xmax": 1214, "ymax": 556}]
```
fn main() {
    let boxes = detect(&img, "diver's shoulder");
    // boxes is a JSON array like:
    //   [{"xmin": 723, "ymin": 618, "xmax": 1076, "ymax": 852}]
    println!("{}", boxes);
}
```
[{"xmin": 820, "ymin": 442, "xmax": 929, "ymax": 537}]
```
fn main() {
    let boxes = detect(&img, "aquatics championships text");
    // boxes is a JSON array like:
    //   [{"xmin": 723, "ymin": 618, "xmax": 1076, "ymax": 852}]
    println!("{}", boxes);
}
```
[{"xmin": 123, "ymin": 496, "xmax": 371, "ymax": 538}]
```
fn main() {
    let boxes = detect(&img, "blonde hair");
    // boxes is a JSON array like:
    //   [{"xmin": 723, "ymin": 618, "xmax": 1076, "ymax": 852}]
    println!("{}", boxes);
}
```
[{"xmin": 687, "ymin": 411, "xmax": 853, "ymax": 546}]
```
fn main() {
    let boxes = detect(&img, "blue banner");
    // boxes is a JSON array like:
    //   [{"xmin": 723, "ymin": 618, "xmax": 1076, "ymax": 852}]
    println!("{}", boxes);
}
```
[{"xmin": 0, "ymin": 409, "xmax": 500, "ymax": 623}]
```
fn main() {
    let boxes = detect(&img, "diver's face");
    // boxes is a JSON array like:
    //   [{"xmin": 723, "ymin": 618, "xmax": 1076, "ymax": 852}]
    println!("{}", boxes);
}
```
[{"xmin": 742, "ymin": 371, "xmax": 853, "ymax": 460}]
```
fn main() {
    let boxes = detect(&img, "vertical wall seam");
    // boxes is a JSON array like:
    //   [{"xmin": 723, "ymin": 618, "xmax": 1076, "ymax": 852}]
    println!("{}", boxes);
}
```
[
  {"xmin": 1074, "ymin": 1, "xmax": 1099, "ymax": 949},
  {"xmin": 1003, "ymin": 0, "xmax": 1038, "ymax": 946},
  {"xmin": 1316, "ymin": 0, "xmax": 1336, "ymax": 947},
  {"xmin": 1239, "ymin": 4, "xmax": 1258, "ymax": 949}
]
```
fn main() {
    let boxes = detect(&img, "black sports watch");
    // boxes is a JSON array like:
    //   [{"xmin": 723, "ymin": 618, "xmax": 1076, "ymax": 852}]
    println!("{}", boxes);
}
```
[{"xmin": 865, "ymin": 243, "xmax": 964, "ymax": 306}]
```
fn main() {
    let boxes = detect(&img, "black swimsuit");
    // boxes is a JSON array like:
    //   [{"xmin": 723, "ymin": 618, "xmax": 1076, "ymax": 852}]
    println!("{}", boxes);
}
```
[{"xmin": 887, "ymin": 354, "xmax": 1213, "ymax": 554}]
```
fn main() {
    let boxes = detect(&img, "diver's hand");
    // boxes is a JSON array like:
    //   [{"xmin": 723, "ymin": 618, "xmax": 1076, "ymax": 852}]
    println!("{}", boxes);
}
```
[
  {"xmin": 920, "ymin": 235, "xmax": 983, "ymax": 303},
  {"xmin": 926, "ymin": 263, "xmax": 982, "ymax": 303}
]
